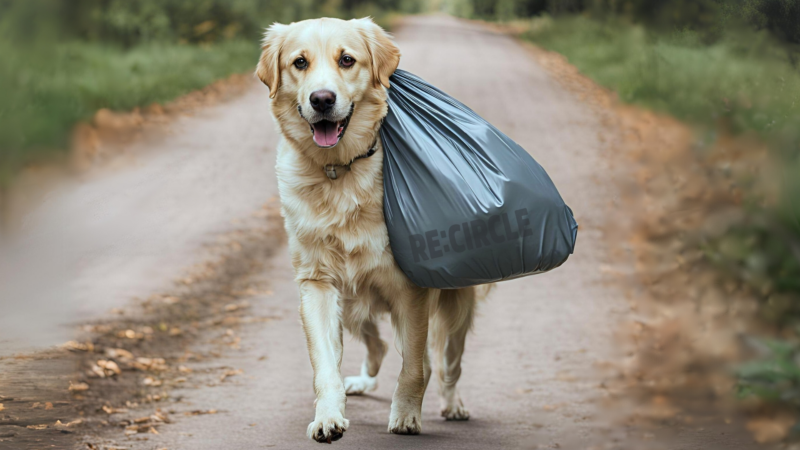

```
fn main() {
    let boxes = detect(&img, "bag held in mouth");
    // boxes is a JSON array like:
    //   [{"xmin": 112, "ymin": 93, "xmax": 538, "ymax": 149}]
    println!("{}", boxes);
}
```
[{"xmin": 379, "ymin": 70, "xmax": 578, "ymax": 289}]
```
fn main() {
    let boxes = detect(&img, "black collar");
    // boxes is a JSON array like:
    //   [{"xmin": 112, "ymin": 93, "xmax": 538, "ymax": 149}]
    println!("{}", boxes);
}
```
[{"xmin": 323, "ymin": 139, "xmax": 378, "ymax": 180}]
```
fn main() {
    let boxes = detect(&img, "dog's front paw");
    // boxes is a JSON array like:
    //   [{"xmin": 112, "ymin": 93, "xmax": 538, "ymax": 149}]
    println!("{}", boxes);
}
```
[
  {"xmin": 344, "ymin": 375, "xmax": 377, "ymax": 395},
  {"xmin": 388, "ymin": 403, "xmax": 422, "ymax": 435},
  {"xmin": 307, "ymin": 412, "xmax": 349, "ymax": 443}
]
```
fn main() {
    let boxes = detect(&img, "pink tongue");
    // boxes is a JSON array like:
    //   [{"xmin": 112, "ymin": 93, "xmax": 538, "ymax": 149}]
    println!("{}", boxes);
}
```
[{"xmin": 313, "ymin": 121, "xmax": 339, "ymax": 147}]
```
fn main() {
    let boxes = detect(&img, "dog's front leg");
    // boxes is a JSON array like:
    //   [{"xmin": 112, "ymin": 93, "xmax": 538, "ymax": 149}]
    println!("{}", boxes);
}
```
[
  {"xmin": 299, "ymin": 280, "xmax": 348, "ymax": 443},
  {"xmin": 388, "ymin": 288, "xmax": 431, "ymax": 435}
]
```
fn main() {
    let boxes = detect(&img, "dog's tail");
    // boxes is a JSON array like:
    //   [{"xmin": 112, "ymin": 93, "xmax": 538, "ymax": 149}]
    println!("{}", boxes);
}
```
[{"xmin": 429, "ymin": 284, "xmax": 492, "ymax": 357}]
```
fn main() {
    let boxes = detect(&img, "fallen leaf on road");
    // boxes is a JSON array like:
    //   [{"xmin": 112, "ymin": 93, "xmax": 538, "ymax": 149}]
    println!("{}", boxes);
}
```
[
  {"xmin": 97, "ymin": 359, "xmax": 122, "ymax": 376},
  {"xmin": 120, "ymin": 329, "xmax": 142, "ymax": 340},
  {"xmin": 54, "ymin": 419, "xmax": 84, "ymax": 430},
  {"xmin": 26, "ymin": 424, "xmax": 48, "ymax": 430},
  {"xmin": 152, "ymin": 409, "xmax": 171, "ymax": 423},
  {"xmin": 220, "ymin": 369, "xmax": 243, "ymax": 382},
  {"xmin": 106, "ymin": 348, "xmax": 134, "ymax": 360},
  {"xmin": 178, "ymin": 365, "xmax": 192, "ymax": 373},
  {"xmin": 69, "ymin": 381, "xmax": 90, "ymax": 392},
  {"xmin": 90, "ymin": 364, "xmax": 107, "ymax": 378},
  {"xmin": 133, "ymin": 357, "xmax": 167, "ymax": 372},
  {"xmin": 144, "ymin": 393, "xmax": 167, "ymax": 403},
  {"xmin": 0, "ymin": 403, "xmax": 4, "ymax": 412},
  {"xmin": 224, "ymin": 301, "xmax": 250, "ymax": 312},
  {"xmin": 62, "ymin": 341, "xmax": 94, "ymax": 352},
  {"xmin": 142, "ymin": 376, "xmax": 163, "ymax": 387},
  {"xmin": 149, "ymin": 427, "xmax": 159, "ymax": 434},
  {"xmin": 102, "ymin": 405, "xmax": 128, "ymax": 415},
  {"xmin": 185, "ymin": 409, "xmax": 217, "ymax": 416}
]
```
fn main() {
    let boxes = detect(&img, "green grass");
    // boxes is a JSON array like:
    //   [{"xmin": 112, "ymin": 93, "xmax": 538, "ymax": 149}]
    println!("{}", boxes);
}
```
[
  {"xmin": 0, "ymin": 39, "xmax": 259, "ymax": 183},
  {"xmin": 520, "ymin": 15, "xmax": 800, "ymax": 144}
]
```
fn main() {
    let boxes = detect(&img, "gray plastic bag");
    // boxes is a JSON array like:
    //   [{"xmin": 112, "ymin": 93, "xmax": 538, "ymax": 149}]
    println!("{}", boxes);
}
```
[{"xmin": 380, "ymin": 70, "xmax": 578, "ymax": 289}]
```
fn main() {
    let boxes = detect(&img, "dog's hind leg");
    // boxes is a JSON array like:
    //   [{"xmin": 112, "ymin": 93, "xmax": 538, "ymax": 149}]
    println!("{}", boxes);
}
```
[
  {"xmin": 344, "ymin": 318, "xmax": 387, "ymax": 395},
  {"xmin": 432, "ymin": 288, "xmax": 476, "ymax": 421},
  {"xmin": 299, "ymin": 280, "xmax": 349, "ymax": 443}
]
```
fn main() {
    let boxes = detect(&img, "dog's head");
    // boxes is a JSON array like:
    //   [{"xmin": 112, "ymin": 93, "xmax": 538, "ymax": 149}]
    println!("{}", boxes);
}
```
[{"xmin": 257, "ymin": 17, "xmax": 400, "ymax": 157}]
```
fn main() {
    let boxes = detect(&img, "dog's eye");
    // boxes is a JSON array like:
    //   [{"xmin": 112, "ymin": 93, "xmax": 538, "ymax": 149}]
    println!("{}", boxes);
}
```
[
  {"xmin": 294, "ymin": 58, "xmax": 308, "ymax": 70},
  {"xmin": 339, "ymin": 55, "xmax": 355, "ymax": 68}
]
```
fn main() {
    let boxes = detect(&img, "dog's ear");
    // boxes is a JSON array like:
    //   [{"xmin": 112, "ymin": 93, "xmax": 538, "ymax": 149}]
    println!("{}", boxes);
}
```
[
  {"xmin": 354, "ymin": 18, "xmax": 401, "ymax": 89},
  {"xmin": 256, "ymin": 23, "xmax": 289, "ymax": 99}
]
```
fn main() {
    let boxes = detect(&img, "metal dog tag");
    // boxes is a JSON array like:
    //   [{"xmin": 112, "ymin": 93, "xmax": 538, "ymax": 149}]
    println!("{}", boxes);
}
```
[{"xmin": 324, "ymin": 165, "xmax": 338, "ymax": 179}]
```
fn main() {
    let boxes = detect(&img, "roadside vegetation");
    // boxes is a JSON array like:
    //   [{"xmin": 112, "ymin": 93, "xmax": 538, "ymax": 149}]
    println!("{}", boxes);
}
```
[
  {"xmin": 445, "ymin": 0, "xmax": 800, "ymax": 415},
  {"xmin": 0, "ymin": 0, "xmax": 418, "ymax": 183}
]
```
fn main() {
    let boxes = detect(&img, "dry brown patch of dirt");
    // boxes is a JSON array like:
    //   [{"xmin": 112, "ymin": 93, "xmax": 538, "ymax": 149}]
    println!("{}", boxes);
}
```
[{"xmin": 70, "ymin": 73, "xmax": 254, "ymax": 170}]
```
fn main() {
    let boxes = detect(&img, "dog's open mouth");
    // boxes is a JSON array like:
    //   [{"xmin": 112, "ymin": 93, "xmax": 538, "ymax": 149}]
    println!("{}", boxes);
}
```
[{"xmin": 307, "ymin": 104, "xmax": 354, "ymax": 148}]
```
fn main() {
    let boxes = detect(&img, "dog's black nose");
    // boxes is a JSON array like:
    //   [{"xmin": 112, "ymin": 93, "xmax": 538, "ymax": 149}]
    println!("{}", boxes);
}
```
[{"xmin": 309, "ymin": 90, "xmax": 336, "ymax": 113}]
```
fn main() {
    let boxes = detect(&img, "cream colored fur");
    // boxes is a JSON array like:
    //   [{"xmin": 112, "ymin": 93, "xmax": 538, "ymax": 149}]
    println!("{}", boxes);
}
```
[{"xmin": 256, "ymin": 17, "xmax": 487, "ymax": 443}]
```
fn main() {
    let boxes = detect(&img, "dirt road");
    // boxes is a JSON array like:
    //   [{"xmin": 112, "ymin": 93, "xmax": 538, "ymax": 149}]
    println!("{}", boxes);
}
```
[
  {"xmin": 0, "ymin": 75, "xmax": 278, "ymax": 357},
  {"xmin": 0, "ymin": 15, "xmax": 763, "ymax": 450}
]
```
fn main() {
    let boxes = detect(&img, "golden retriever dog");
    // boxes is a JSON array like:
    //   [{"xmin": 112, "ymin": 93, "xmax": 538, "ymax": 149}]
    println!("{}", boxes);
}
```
[{"xmin": 256, "ymin": 17, "xmax": 484, "ymax": 443}]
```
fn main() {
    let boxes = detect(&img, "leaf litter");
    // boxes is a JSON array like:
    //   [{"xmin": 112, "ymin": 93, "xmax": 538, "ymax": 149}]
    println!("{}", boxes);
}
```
[{"xmin": 0, "ymin": 201, "xmax": 285, "ymax": 449}]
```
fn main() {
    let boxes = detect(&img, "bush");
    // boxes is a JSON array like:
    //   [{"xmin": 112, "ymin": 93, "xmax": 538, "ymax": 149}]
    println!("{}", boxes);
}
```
[
  {"xmin": 0, "ymin": 0, "xmax": 414, "ymax": 47},
  {"xmin": 453, "ymin": 0, "xmax": 800, "ymax": 45},
  {"xmin": 740, "ymin": 0, "xmax": 800, "ymax": 44}
]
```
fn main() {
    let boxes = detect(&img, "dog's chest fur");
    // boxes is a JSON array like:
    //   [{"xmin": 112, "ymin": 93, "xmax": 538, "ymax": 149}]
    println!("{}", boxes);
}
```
[{"xmin": 276, "ymin": 141, "xmax": 396, "ymax": 292}]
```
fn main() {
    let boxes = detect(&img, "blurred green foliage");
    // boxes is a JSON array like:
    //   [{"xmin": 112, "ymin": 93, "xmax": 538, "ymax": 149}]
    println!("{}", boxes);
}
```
[
  {"xmin": 737, "ymin": 339, "xmax": 800, "ymax": 406},
  {"xmin": 447, "ymin": 0, "xmax": 800, "ymax": 45},
  {"xmin": 0, "ymin": 0, "xmax": 419, "ymax": 183},
  {"xmin": 519, "ymin": 16, "xmax": 800, "ymax": 142},
  {"xmin": 0, "ymin": 0, "xmax": 421, "ymax": 45}
]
